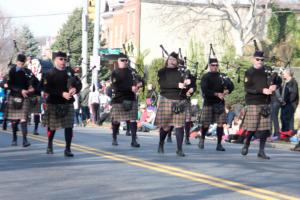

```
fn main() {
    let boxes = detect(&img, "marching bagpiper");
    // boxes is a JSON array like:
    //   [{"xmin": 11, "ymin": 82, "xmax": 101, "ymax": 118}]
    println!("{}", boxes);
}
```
[
  {"xmin": 43, "ymin": 51, "xmax": 82, "ymax": 157},
  {"xmin": 241, "ymin": 49, "xmax": 279, "ymax": 159},
  {"xmin": 110, "ymin": 53, "xmax": 143, "ymax": 147},
  {"xmin": 155, "ymin": 52, "xmax": 190, "ymax": 157},
  {"xmin": 199, "ymin": 57, "xmax": 234, "ymax": 151},
  {"xmin": 6, "ymin": 54, "xmax": 35, "ymax": 147}
]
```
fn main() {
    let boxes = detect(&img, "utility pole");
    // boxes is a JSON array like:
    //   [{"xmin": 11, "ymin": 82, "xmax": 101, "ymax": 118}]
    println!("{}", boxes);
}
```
[
  {"xmin": 81, "ymin": 0, "xmax": 89, "ymax": 87},
  {"xmin": 91, "ymin": 0, "xmax": 101, "ymax": 90}
]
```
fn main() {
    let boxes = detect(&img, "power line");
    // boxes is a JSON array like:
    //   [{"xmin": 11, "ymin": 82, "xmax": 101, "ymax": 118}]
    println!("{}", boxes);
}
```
[{"xmin": 0, "ymin": 12, "xmax": 73, "ymax": 19}]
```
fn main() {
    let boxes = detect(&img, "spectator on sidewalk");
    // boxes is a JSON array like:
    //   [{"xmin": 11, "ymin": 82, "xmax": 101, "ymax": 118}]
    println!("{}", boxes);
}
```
[
  {"xmin": 89, "ymin": 84, "xmax": 101, "ymax": 124},
  {"xmin": 270, "ymin": 72, "xmax": 282, "ymax": 137},
  {"xmin": 73, "ymin": 93, "xmax": 81, "ymax": 126},
  {"xmin": 280, "ymin": 68, "xmax": 299, "ymax": 139},
  {"xmin": 225, "ymin": 104, "xmax": 235, "ymax": 128},
  {"xmin": 80, "ymin": 83, "xmax": 90, "ymax": 126}
]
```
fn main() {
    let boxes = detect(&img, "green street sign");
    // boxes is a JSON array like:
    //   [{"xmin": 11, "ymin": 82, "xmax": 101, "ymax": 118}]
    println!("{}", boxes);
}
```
[{"xmin": 99, "ymin": 48, "xmax": 122, "ymax": 55}]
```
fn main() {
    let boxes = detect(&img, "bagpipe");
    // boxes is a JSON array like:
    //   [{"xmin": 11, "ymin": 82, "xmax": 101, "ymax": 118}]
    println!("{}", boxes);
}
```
[
  {"xmin": 160, "ymin": 45, "xmax": 199, "ymax": 79},
  {"xmin": 7, "ymin": 40, "xmax": 19, "ymax": 68},
  {"xmin": 253, "ymin": 40, "xmax": 287, "ymax": 87},
  {"xmin": 64, "ymin": 40, "xmax": 84, "ymax": 92},
  {"xmin": 207, "ymin": 44, "xmax": 234, "ymax": 92},
  {"xmin": 160, "ymin": 45, "xmax": 198, "ymax": 98},
  {"xmin": 122, "ymin": 44, "xmax": 145, "ymax": 91}
]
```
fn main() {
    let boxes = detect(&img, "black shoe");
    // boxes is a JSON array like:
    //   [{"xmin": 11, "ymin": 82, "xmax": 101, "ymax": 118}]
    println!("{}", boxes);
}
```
[
  {"xmin": 257, "ymin": 151, "xmax": 270, "ymax": 160},
  {"xmin": 176, "ymin": 150, "xmax": 185, "ymax": 157},
  {"xmin": 11, "ymin": 141, "xmax": 17, "ymax": 146},
  {"xmin": 64, "ymin": 150, "xmax": 74, "ymax": 157},
  {"xmin": 157, "ymin": 143, "xmax": 164, "ymax": 154},
  {"xmin": 33, "ymin": 132, "xmax": 39, "ymax": 135},
  {"xmin": 185, "ymin": 139, "xmax": 191, "ymax": 145},
  {"xmin": 46, "ymin": 147, "xmax": 53, "ymax": 154},
  {"xmin": 241, "ymin": 145, "xmax": 249, "ymax": 156},
  {"xmin": 22, "ymin": 141, "xmax": 31, "ymax": 147},
  {"xmin": 167, "ymin": 137, "xmax": 172, "ymax": 143},
  {"xmin": 131, "ymin": 141, "xmax": 140, "ymax": 148},
  {"xmin": 216, "ymin": 144, "xmax": 225, "ymax": 151},
  {"xmin": 126, "ymin": 131, "xmax": 131, "ymax": 136},
  {"xmin": 112, "ymin": 139, "xmax": 118, "ymax": 146},
  {"xmin": 198, "ymin": 138, "xmax": 204, "ymax": 149}
]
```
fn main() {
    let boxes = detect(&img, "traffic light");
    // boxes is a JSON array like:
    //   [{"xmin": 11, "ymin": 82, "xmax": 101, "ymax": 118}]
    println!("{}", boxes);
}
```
[{"xmin": 88, "ymin": 0, "xmax": 95, "ymax": 21}]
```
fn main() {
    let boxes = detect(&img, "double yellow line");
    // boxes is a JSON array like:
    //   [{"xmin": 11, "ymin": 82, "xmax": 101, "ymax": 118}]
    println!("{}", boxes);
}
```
[{"xmin": 3, "ymin": 131, "xmax": 300, "ymax": 200}]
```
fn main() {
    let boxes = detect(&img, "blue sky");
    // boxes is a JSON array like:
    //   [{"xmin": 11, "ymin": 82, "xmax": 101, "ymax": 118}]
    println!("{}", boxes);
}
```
[{"xmin": 0, "ymin": 0, "xmax": 82, "ymax": 37}]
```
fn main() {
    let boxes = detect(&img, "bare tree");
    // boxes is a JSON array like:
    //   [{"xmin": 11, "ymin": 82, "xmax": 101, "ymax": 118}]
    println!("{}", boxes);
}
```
[
  {"xmin": 0, "ymin": 9, "xmax": 15, "ymax": 73},
  {"xmin": 156, "ymin": 0, "xmax": 273, "ymax": 56}
]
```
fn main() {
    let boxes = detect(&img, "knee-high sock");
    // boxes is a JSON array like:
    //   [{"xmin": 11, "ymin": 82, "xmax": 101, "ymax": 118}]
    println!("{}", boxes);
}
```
[
  {"xmin": 168, "ymin": 126, "xmax": 174, "ymax": 138},
  {"xmin": 2, "ymin": 118, "xmax": 7, "ymax": 130},
  {"xmin": 34, "ymin": 114, "xmax": 40, "ymax": 132},
  {"xmin": 185, "ymin": 122, "xmax": 192, "ymax": 139},
  {"xmin": 47, "ymin": 128, "xmax": 56, "ymax": 146},
  {"xmin": 245, "ymin": 131, "xmax": 255, "ymax": 146},
  {"xmin": 112, "ymin": 121, "xmax": 120, "ymax": 140},
  {"xmin": 11, "ymin": 120, "xmax": 19, "ymax": 141},
  {"xmin": 175, "ymin": 127, "xmax": 184, "ymax": 151},
  {"xmin": 259, "ymin": 131, "xmax": 269, "ymax": 151},
  {"xmin": 159, "ymin": 128, "xmax": 168, "ymax": 144},
  {"xmin": 201, "ymin": 126, "xmax": 209, "ymax": 140},
  {"xmin": 126, "ymin": 121, "xmax": 130, "ymax": 133},
  {"xmin": 20, "ymin": 121, "xmax": 28, "ymax": 139},
  {"xmin": 216, "ymin": 127, "xmax": 224, "ymax": 144},
  {"xmin": 129, "ymin": 122, "xmax": 137, "ymax": 142},
  {"xmin": 65, "ymin": 128, "xmax": 73, "ymax": 151}
]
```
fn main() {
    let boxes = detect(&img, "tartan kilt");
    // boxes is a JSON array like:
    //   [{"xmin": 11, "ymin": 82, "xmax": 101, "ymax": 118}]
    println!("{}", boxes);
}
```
[
  {"xmin": 28, "ymin": 96, "xmax": 41, "ymax": 114},
  {"xmin": 111, "ymin": 101, "xmax": 138, "ymax": 122},
  {"xmin": 241, "ymin": 105, "xmax": 271, "ymax": 131},
  {"xmin": 42, "ymin": 103, "xmax": 74, "ymax": 130},
  {"xmin": 200, "ymin": 105, "xmax": 226, "ymax": 125},
  {"xmin": 6, "ymin": 96, "xmax": 30, "ymax": 120},
  {"xmin": 154, "ymin": 96, "xmax": 186, "ymax": 127},
  {"xmin": 185, "ymin": 101, "xmax": 192, "ymax": 122}
]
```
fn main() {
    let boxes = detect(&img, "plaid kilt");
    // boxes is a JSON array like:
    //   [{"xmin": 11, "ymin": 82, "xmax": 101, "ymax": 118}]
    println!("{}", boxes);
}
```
[
  {"xmin": 6, "ymin": 96, "xmax": 30, "ymax": 120},
  {"xmin": 43, "ymin": 103, "xmax": 74, "ymax": 130},
  {"xmin": 28, "ymin": 96, "xmax": 41, "ymax": 114},
  {"xmin": 200, "ymin": 105, "xmax": 226, "ymax": 125},
  {"xmin": 241, "ymin": 105, "xmax": 270, "ymax": 131},
  {"xmin": 111, "ymin": 101, "xmax": 138, "ymax": 122},
  {"xmin": 185, "ymin": 101, "xmax": 192, "ymax": 122},
  {"xmin": 154, "ymin": 96, "xmax": 186, "ymax": 127}
]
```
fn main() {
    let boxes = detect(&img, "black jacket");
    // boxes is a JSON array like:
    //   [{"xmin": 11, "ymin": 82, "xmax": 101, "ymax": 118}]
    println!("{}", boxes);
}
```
[
  {"xmin": 244, "ymin": 66, "xmax": 270, "ymax": 105},
  {"xmin": 281, "ymin": 78, "xmax": 299, "ymax": 110},
  {"xmin": 7, "ymin": 66, "xmax": 31, "ymax": 97},
  {"xmin": 44, "ymin": 67, "xmax": 81, "ymax": 104},
  {"xmin": 111, "ymin": 67, "xmax": 136, "ymax": 103},
  {"xmin": 201, "ymin": 72, "xmax": 234, "ymax": 105},
  {"xmin": 158, "ymin": 67, "xmax": 184, "ymax": 100}
]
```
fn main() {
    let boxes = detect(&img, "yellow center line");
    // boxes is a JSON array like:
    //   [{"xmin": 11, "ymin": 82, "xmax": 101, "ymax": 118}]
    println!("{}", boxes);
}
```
[{"xmin": 2, "ymin": 131, "xmax": 299, "ymax": 200}]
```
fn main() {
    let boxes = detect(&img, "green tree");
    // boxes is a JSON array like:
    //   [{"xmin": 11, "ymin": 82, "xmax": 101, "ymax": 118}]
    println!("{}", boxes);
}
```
[
  {"xmin": 17, "ymin": 25, "xmax": 40, "ymax": 56},
  {"xmin": 267, "ymin": 4, "xmax": 300, "ymax": 66},
  {"xmin": 147, "ymin": 58, "xmax": 164, "ymax": 91},
  {"xmin": 224, "ymin": 58, "xmax": 251, "ymax": 106},
  {"xmin": 51, "ymin": 8, "xmax": 95, "ymax": 67}
]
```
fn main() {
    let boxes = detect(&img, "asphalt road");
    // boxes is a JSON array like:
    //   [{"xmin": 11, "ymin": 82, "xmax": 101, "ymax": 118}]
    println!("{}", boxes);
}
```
[{"xmin": 0, "ymin": 126, "xmax": 299, "ymax": 200}]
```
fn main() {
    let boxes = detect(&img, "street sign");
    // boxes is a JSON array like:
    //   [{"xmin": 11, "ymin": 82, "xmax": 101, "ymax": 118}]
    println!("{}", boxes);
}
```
[{"xmin": 99, "ymin": 48, "xmax": 122, "ymax": 55}]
